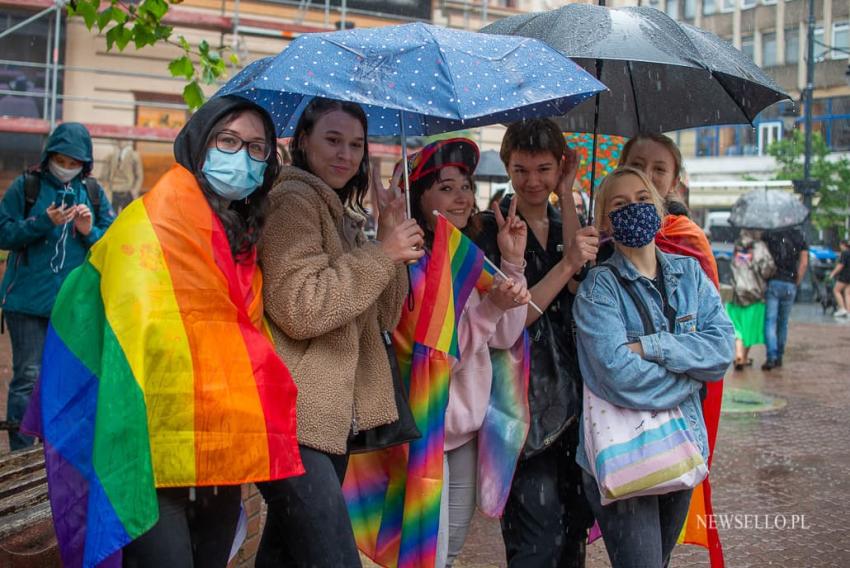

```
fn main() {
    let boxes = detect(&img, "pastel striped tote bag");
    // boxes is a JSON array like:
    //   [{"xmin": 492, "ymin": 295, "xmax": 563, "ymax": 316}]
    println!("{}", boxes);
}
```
[{"xmin": 582, "ymin": 389, "xmax": 708, "ymax": 505}]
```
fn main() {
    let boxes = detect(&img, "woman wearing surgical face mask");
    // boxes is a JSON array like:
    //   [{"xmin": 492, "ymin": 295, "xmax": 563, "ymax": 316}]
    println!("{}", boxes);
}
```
[
  {"xmin": 114, "ymin": 96, "xmax": 303, "ymax": 567},
  {"xmin": 20, "ymin": 97, "xmax": 304, "ymax": 568},
  {"xmin": 573, "ymin": 167, "xmax": 734, "ymax": 568},
  {"xmin": 0, "ymin": 122, "xmax": 114, "ymax": 451}
]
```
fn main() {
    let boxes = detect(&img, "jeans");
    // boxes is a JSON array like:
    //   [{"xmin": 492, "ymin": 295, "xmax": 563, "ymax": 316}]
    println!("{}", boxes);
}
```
[
  {"xmin": 255, "ymin": 445, "xmax": 360, "ymax": 568},
  {"xmin": 764, "ymin": 279, "xmax": 797, "ymax": 362},
  {"xmin": 436, "ymin": 438, "xmax": 478, "ymax": 568},
  {"xmin": 500, "ymin": 426, "xmax": 593, "ymax": 568},
  {"xmin": 122, "ymin": 486, "xmax": 242, "ymax": 568},
  {"xmin": 582, "ymin": 472, "xmax": 692, "ymax": 568},
  {"xmin": 4, "ymin": 311, "xmax": 48, "ymax": 450}
]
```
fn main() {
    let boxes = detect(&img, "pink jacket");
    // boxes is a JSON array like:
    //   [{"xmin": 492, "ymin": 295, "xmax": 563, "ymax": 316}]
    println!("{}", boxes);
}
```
[{"xmin": 444, "ymin": 260, "xmax": 527, "ymax": 451}]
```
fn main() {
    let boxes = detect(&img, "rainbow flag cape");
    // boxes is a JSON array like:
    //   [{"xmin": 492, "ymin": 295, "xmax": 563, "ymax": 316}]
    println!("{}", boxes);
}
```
[
  {"xmin": 22, "ymin": 165, "xmax": 303, "ymax": 568},
  {"xmin": 344, "ymin": 254, "xmax": 529, "ymax": 567},
  {"xmin": 414, "ymin": 215, "xmax": 496, "ymax": 359},
  {"xmin": 345, "ymin": 254, "xmax": 450, "ymax": 568},
  {"xmin": 476, "ymin": 332, "xmax": 531, "ymax": 517},
  {"xmin": 656, "ymin": 214, "xmax": 724, "ymax": 568}
]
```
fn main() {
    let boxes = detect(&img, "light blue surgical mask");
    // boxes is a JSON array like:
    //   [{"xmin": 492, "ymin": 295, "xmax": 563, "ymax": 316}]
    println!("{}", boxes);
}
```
[{"xmin": 202, "ymin": 148, "xmax": 267, "ymax": 201}]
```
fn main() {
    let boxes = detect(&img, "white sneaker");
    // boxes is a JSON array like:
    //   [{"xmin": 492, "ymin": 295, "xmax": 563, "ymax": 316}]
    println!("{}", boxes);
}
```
[{"xmin": 834, "ymin": 309, "xmax": 848, "ymax": 318}]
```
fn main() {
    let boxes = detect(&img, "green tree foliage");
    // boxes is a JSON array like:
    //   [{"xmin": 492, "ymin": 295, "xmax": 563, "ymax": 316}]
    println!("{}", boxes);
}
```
[
  {"xmin": 68, "ymin": 0, "xmax": 238, "ymax": 109},
  {"xmin": 767, "ymin": 129, "xmax": 850, "ymax": 235}
]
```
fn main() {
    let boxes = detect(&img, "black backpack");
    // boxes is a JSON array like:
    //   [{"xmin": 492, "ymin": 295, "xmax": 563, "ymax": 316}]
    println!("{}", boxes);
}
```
[{"xmin": 22, "ymin": 171, "xmax": 101, "ymax": 219}]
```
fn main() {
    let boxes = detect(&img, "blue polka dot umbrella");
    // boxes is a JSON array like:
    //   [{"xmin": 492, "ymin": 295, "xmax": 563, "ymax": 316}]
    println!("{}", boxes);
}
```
[{"xmin": 214, "ymin": 22, "xmax": 605, "ymax": 214}]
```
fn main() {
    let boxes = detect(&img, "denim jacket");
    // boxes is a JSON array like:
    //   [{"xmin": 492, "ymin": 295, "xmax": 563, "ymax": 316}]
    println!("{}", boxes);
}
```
[{"xmin": 573, "ymin": 248, "xmax": 735, "ymax": 474}]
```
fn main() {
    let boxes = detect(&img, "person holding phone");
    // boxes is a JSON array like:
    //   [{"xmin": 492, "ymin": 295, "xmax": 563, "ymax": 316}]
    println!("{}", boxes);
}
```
[{"xmin": 0, "ymin": 122, "xmax": 114, "ymax": 450}]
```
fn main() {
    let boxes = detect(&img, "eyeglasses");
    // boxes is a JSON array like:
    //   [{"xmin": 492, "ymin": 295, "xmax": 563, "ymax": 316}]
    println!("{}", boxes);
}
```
[{"xmin": 214, "ymin": 131, "xmax": 271, "ymax": 162}]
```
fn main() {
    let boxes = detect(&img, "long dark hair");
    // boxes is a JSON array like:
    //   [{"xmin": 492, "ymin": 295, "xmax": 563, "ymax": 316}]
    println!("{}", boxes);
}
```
[
  {"xmin": 201, "ymin": 109, "xmax": 280, "ymax": 260},
  {"xmin": 409, "ymin": 168, "xmax": 476, "ymax": 248},
  {"xmin": 289, "ymin": 97, "xmax": 370, "ymax": 213}
]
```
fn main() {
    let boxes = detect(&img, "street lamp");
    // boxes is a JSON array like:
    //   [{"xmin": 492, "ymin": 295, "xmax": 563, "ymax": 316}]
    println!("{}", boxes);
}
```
[
  {"xmin": 798, "ymin": 0, "xmax": 850, "ymax": 238},
  {"xmin": 796, "ymin": 0, "xmax": 820, "ymax": 237}
]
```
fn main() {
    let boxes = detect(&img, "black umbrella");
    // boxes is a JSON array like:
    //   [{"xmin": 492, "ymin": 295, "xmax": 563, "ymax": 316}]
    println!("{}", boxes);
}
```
[
  {"xmin": 475, "ymin": 150, "xmax": 509, "ymax": 183},
  {"xmin": 729, "ymin": 189, "xmax": 809, "ymax": 230},
  {"xmin": 482, "ymin": 5, "xmax": 791, "ymax": 212}
]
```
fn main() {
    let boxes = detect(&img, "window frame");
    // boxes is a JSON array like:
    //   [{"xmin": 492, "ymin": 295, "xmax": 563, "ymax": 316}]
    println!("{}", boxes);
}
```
[
  {"xmin": 757, "ymin": 121, "xmax": 782, "ymax": 155},
  {"xmin": 741, "ymin": 34, "xmax": 755, "ymax": 61},
  {"xmin": 814, "ymin": 26, "xmax": 828, "ymax": 61},
  {"xmin": 666, "ymin": 0, "xmax": 680, "ymax": 20},
  {"xmin": 784, "ymin": 26, "xmax": 800, "ymax": 65},
  {"xmin": 831, "ymin": 21, "xmax": 849, "ymax": 60},
  {"xmin": 761, "ymin": 30, "xmax": 778, "ymax": 67}
]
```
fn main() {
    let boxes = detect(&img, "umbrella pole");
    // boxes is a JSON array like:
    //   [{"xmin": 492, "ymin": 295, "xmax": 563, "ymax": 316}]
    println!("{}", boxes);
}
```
[
  {"xmin": 587, "ymin": 0, "xmax": 606, "ymax": 225},
  {"xmin": 400, "ymin": 111, "xmax": 412, "ymax": 220},
  {"xmin": 587, "ymin": 59, "xmax": 604, "ymax": 226}
]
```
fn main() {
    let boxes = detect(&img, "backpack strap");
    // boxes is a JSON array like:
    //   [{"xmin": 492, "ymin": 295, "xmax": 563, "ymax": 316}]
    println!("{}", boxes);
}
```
[
  {"xmin": 605, "ymin": 264, "xmax": 657, "ymax": 335},
  {"xmin": 23, "ymin": 172, "xmax": 40, "ymax": 219},
  {"xmin": 84, "ymin": 176, "xmax": 101, "ymax": 214}
]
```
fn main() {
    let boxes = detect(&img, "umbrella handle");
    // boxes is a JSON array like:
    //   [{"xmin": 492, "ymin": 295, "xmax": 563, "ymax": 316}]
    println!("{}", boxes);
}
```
[
  {"xmin": 400, "ymin": 111, "xmax": 412, "ymax": 220},
  {"xmin": 399, "ymin": 111, "xmax": 418, "ymax": 265}
]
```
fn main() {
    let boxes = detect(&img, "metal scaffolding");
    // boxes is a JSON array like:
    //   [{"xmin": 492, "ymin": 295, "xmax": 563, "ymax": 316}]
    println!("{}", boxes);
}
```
[{"xmin": 0, "ymin": 0, "xmax": 494, "ymax": 139}]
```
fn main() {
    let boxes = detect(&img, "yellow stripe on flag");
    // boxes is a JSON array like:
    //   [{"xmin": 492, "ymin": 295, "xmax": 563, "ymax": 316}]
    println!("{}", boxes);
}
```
[{"xmin": 88, "ymin": 199, "xmax": 197, "ymax": 485}]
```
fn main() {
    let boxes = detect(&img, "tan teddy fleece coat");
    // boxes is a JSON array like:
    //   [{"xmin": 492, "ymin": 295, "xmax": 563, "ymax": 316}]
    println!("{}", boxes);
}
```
[{"xmin": 260, "ymin": 166, "xmax": 408, "ymax": 455}]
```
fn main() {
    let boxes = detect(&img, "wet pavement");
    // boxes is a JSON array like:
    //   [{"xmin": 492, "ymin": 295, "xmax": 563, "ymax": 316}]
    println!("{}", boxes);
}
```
[{"xmin": 448, "ymin": 304, "xmax": 850, "ymax": 567}]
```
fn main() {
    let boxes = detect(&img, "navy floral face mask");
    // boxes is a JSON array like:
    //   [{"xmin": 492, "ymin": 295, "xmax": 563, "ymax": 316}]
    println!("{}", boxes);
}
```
[{"xmin": 608, "ymin": 202, "xmax": 662, "ymax": 248}]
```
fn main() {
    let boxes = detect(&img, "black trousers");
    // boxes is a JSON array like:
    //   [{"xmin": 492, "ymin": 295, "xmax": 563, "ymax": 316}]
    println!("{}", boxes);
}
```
[
  {"xmin": 255, "ymin": 445, "xmax": 361, "ymax": 568},
  {"xmin": 122, "ymin": 486, "xmax": 241, "ymax": 568},
  {"xmin": 500, "ymin": 425, "xmax": 594, "ymax": 568}
]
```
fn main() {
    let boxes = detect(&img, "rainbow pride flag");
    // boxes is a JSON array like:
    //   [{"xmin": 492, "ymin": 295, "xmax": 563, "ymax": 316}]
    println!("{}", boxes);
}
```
[
  {"xmin": 344, "ymin": 254, "xmax": 529, "ymax": 567},
  {"xmin": 656, "ymin": 214, "xmax": 724, "ymax": 568},
  {"xmin": 345, "ymin": 254, "xmax": 450, "ymax": 568},
  {"xmin": 22, "ymin": 165, "xmax": 303, "ymax": 568},
  {"xmin": 477, "ymin": 332, "xmax": 531, "ymax": 517},
  {"xmin": 414, "ymin": 215, "xmax": 496, "ymax": 359}
]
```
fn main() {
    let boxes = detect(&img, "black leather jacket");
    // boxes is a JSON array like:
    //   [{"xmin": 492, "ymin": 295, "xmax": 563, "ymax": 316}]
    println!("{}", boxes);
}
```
[{"xmin": 470, "ymin": 197, "xmax": 582, "ymax": 458}]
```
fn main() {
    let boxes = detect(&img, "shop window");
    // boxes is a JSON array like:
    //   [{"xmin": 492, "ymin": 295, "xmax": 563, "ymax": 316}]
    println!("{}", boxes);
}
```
[{"xmin": 134, "ymin": 93, "xmax": 189, "ymax": 194}]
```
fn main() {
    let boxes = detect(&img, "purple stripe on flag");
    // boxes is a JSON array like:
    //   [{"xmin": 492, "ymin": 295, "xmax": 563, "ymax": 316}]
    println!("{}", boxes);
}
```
[{"xmin": 39, "ymin": 326, "xmax": 133, "ymax": 568}]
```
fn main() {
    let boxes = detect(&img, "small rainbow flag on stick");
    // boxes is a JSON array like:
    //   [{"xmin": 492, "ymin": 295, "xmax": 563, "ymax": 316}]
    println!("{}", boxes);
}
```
[
  {"xmin": 22, "ymin": 165, "xmax": 303, "ymax": 568},
  {"xmin": 413, "ymin": 214, "xmax": 496, "ymax": 359}
]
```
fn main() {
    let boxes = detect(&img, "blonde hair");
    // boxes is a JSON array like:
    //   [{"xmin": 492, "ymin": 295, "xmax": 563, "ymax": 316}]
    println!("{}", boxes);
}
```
[
  {"xmin": 620, "ymin": 133, "xmax": 683, "ymax": 185},
  {"xmin": 593, "ymin": 167, "xmax": 666, "ymax": 232}
]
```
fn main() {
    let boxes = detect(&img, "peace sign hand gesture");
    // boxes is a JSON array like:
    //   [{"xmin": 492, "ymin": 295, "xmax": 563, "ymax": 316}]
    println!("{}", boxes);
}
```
[
  {"xmin": 371, "ymin": 163, "xmax": 406, "ymax": 241},
  {"xmin": 493, "ymin": 194, "xmax": 527, "ymax": 266}
]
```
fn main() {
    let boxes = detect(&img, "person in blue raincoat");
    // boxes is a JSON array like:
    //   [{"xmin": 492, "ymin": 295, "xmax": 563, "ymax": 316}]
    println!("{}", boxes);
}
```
[{"xmin": 0, "ymin": 122, "xmax": 114, "ymax": 450}]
